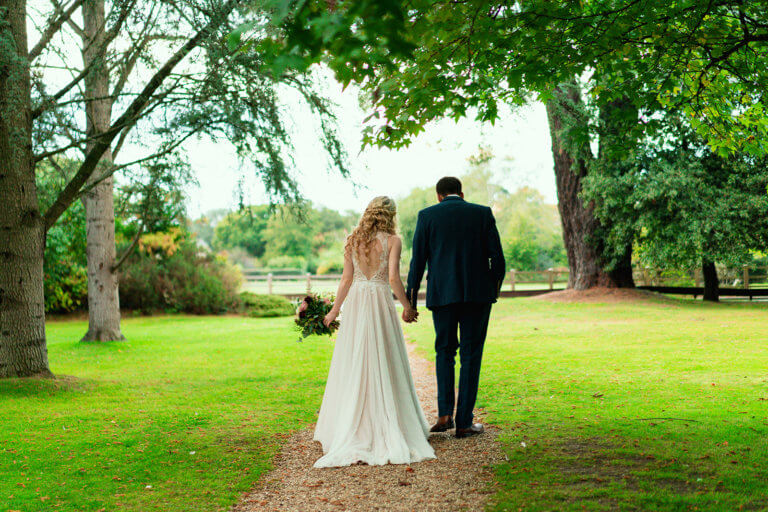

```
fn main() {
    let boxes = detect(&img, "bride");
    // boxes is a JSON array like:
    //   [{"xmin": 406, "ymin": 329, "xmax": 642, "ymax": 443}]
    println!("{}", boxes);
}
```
[{"xmin": 313, "ymin": 196, "xmax": 436, "ymax": 468}]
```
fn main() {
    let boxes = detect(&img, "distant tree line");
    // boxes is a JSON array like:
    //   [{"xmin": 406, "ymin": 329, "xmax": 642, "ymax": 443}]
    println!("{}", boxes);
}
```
[
  {"xmin": 191, "ymin": 204, "xmax": 358, "ymax": 274},
  {"xmin": 190, "ymin": 145, "xmax": 567, "ymax": 276},
  {"xmin": 397, "ymin": 146, "xmax": 567, "ymax": 273}
]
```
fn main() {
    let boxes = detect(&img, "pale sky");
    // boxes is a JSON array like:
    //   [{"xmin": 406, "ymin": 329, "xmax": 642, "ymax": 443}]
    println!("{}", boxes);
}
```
[{"xmin": 181, "ymin": 74, "xmax": 557, "ymax": 217}]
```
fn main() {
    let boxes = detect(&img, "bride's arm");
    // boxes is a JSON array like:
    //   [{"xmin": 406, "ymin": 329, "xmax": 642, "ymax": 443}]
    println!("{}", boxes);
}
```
[
  {"xmin": 388, "ymin": 236, "xmax": 417, "ymax": 316},
  {"xmin": 323, "ymin": 250, "xmax": 354, "ymax": 327}
]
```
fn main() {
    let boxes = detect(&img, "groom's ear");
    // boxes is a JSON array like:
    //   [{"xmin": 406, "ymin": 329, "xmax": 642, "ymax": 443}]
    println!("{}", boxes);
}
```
[
  {"xmin": 459, "ymin": 192, "xmax": 465, "ymax": 199},
  {"xmin": 437, "ymin": 193, "xmax": 444, "ymax": 202}
]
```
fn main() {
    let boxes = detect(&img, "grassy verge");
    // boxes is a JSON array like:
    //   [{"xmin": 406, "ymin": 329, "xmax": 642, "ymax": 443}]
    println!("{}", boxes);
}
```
[
  {"xmin": 404, "ymin": 296, "xmax": 768, "ymax": 511},
  {"xmin": 1, "ymin": 315, "xmax": 332, "ymax": 511},
  {"xmin": 7, "ymin": 296, "xmax": 767, "ymax": 511}
]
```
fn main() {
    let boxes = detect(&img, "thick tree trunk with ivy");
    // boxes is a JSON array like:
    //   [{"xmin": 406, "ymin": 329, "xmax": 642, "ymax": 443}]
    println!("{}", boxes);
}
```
[
  {"xmin": 606, "ymin": 246, "xmax": 635, "ymax": 287},
  {"xmin": 597, "ymin": 95, "xmax": 636, "ymax": 288},
  {"xmin": 702, "ymin": 260, "xmax": 719, "ymax": 302},
  {"xmin": 80, "ymin": 0, "xmax": 124, "ymax": 342},
  {"xmin": 546, "ymin": 85, "xmax": 634, "ymax": 290},
  {"xmin": 0, "ymin": 0, "xmax": 52, "ymax": 377}
]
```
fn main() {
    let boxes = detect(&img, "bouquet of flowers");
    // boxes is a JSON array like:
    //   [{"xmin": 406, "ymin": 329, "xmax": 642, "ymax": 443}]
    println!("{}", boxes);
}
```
[{"xmin": 295, "ymin": 293, "xmax": 339, "ymax": 342}]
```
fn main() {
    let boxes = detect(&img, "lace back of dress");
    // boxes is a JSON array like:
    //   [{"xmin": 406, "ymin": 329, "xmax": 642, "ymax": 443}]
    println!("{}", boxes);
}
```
[{"xmin": 352, "ymin": 232, "xmax": 389, "ymax": 282}]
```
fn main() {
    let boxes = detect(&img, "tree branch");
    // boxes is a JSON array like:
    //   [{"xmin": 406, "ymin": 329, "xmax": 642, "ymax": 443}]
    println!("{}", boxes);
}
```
[
  {"xmin": 111, "ymin": 76, "xmax": 185, "ymax": 159},
  {"xmin": 34, "ymin": 136, "xmax": 92, "ymax": 162},
  {"xmin": 31, "ymin": 62, "xmax": 94, "ymax": 119},
  {"xmin": 32, "ymin": 0, "xmax": 134, "ymax": 119},
  {"xmin": 29, "ymin": 0, "xmax": 85, "ymax": 61},
  {"xmin": 112, "ymin": 224, "xmax": 143, "ymax": 271},
  {"xmin": 66, "ymin": 18, "xmax": 85, "ymax": 38},
  {"xmin": 82, "ymin": 126, "xmax": 202, "ymax": 195},
  {"xmin": 42, "ymin": 0, "xmax": 239, "ymax": 231}
]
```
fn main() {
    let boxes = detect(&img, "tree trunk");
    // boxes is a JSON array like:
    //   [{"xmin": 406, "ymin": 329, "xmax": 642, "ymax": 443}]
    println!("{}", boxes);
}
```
[
  {"xmin": 607, "ymin": 245, "xmax": 635, "ymax": 288},
  {"xmin": 0, "ymin": 0, "xmax": 52, "ymax": 377},
  {"xmin": 597, "ymin": 94, "xmax": 636, "ymax": 289},
  {"xmin": 545, "ymin": 85, "xmax": 633, "ymax": 290},
  {"xmin": 80, "ymin": 0, "xmax": 124, "ymax": 342},
  {"xmin": 702, "ymin": 260, "xmax": 719, "ymax": 302}
]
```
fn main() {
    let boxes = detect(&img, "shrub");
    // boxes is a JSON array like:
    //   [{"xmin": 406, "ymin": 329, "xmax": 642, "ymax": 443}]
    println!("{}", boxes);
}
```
[
  {"xmin": 314, "ymin": 242, "xmax": 344, "ymax": 274},
  {"xmin": 220, "ymin": 246, "xmax": 259, "ymax": 270},
  {"xmin": 120, "ymin": 234, "xmax": 242, "ymax": 314},
  {"xmin": 214, "ymin": 253, "xmax": 244, "ymax": 293},
  {"xmin": 45, "ymin": 264, "xmax": 88, "ymax": 314},
  {"xmin": 316, "ymin": 259, "xmax": 344, "ymax": 275},
  {"xmin": 265, "ymin": 255, "xmax": 306, "ymax": 270},
  {"xmin": 43, "ymin": 197, "xmax": 88, "ymax": 314},
  {"xmin": 239, "ymin": 292, "xmax": 295, "ymax": 318}
]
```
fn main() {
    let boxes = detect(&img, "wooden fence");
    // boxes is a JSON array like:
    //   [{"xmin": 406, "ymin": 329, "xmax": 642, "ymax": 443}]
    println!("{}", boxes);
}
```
[
  {"xmin": 633, "ymin": 266, "xmax": 768, "ymax": 290},
  {"xmin": 243, "ymin": 266, "xmax": 768, "ymax": 299},
  {"xmin": 242, "ymin": 269, "xmax": 569, "ymax": 297},
  {"xmin": 634, "ymin": 265, "xmax": 768, "ymax": 300}
]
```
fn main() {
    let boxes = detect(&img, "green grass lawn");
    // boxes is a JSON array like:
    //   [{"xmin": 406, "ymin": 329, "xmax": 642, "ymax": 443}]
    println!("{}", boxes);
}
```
[
  {"xmin": 404, "ymin": 297, "xmax": 768, "ymax": 511},
  {"xmin": 4, "ymin": 296, "xmax": 768, "ymax": 511},
  {"xmin": 0, "ymin": 315, "xmax": 332, "ymax": 511}
]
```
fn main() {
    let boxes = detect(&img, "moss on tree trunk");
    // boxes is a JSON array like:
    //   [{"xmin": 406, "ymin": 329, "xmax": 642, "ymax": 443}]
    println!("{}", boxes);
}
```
[
  {"xmin": 0, "ymin": 0, "xmax": 52, "ymax": 377},
  {"xmin": 546, "ymin": 85, "xmax": 635, "ymax": 290}
]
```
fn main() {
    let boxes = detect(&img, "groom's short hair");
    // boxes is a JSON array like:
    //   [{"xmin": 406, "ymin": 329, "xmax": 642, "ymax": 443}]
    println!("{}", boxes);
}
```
[{"xmin": 436, "ymin": 177, "xmax": 462, "ymax": 196}]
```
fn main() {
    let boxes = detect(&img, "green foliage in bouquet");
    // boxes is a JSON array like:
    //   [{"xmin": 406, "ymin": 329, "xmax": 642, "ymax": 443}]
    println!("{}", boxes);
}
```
[{"xmin": 295, "ymin": 294, "xmax": 338, "ymax": 342}]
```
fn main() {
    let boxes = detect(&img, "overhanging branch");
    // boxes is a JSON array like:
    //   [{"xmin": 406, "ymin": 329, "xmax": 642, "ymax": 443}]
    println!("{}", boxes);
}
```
[
  {"xmin": 42, "ymin": 0, "xmax": 239, "ymax": 231},
  {"xmin": 29, "ymin": 0, "xmax": 85, "ymax": 61}
]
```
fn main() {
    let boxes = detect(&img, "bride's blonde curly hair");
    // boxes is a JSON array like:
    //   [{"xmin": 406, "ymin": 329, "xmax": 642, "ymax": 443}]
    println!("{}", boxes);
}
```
[{"xmin": 345, "ymin": 196, "xmax": 397, "ymax": 257}]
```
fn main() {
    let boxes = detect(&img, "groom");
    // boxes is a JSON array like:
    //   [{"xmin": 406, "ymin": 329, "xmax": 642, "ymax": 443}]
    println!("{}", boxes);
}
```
[{"xmin": 405, "ymin": 177, "xmax": 505, "ymax": 438}]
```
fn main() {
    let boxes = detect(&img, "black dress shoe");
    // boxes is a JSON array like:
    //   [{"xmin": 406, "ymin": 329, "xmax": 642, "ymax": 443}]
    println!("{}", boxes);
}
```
[
  {"xmin": 455, "ymin": 423, "xmax": 484, "ymax": 438},
  {"xmin": 430, "ymin": 415, "xmax": 455, "ymax": 432}
]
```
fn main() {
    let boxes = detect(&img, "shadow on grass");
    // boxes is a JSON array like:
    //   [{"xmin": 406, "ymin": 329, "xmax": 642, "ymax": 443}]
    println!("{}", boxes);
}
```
[
  {"xmin": 0, "ymin": 374, "xmax": 92, "ymax": 398},
  {"xmin": 488, "ymin": 436, "xmax": 768, "ymax": 511}
]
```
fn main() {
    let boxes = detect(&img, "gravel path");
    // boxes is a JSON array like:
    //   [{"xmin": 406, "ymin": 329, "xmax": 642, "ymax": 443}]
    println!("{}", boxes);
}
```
[{"xmin": 232, "ymin": 342, "xmax": 503, "ymax": 512}]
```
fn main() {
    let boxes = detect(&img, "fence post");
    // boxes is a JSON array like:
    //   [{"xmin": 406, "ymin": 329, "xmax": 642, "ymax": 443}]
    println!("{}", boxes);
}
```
[
  {"xmin": 548, "ymin": 269, "xmax": 554, "ymax": 290},
  {"xmin": 744, "ymin": 265, "xmax": 749, "ymax": 289},
  {"xmin": 509, "ymin": 269, "xmax": 516, "ymax": 291},
  {"xmin": 267, "ymin": 273, "xmax": 273, "ymax": 295},
  {"xmin": 306, "ymin": 273, "xmax": 312, "ymax": 294}
]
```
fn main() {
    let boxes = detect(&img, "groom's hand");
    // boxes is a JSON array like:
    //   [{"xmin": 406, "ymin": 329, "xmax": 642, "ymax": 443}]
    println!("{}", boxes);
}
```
[{"xmin": 402, "ymin": 307, "xmax": 418, "ymax": 323}]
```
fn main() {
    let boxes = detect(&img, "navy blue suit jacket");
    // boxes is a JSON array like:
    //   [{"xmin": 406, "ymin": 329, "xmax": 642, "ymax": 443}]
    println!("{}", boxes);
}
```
[{"xmin": 406, "ymin": 196, "xmax": 505, "ymax": 309}]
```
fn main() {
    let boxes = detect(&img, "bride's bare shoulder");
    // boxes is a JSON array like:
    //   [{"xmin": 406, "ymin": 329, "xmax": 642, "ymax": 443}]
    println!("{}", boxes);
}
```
[{"xmin": 343, "ymin": 234, "xmax": 354, "ymax": 256}]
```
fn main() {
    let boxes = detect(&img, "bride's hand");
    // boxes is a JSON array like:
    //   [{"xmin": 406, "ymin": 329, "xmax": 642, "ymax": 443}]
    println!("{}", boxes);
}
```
[
  {"xmin": 402, "ymin": 307, "xmax": 418, "ymax": 323},
  {"xmin": 324, "ymin": 308, "xmax": 339, "ymax": 327}
]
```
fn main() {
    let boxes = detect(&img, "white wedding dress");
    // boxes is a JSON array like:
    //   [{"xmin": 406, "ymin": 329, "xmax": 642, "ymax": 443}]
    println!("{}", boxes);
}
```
[{"xmin": 313, "ymin": 233, "xmax": 436, "ymax": 468}]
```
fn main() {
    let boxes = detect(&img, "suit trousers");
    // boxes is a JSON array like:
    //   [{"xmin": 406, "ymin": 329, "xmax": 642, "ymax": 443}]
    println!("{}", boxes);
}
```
[{"xmin": 431, "ymin": 301, "xmax": 492, "ymax": 429}]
